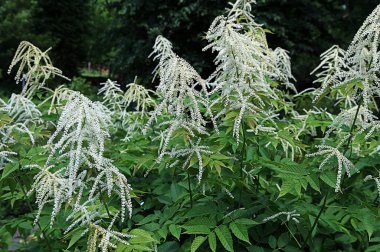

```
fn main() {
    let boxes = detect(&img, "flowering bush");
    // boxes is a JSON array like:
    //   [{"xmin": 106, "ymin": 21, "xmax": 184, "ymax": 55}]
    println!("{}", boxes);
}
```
[{"xmin": 1, "ymin": 1, "xmax": 380, "ymax": 251}]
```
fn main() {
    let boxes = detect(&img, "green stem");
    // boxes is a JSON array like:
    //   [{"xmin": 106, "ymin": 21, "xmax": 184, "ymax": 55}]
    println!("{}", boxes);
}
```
[
  {"xmin": 303, "ymin": 96, "xmax": 362, "ymax": 248},
  {"xmin": 93, "ymin": 169, "xmax": 112, "ymax": 219},
  {"xmin": 345, "ymin": 97, "xmax": 363, "ymax": 157},
  {"xmin": 187, "ymin": 171, "xmax": 193, "ymax": 208},
  {"xmin": 99, "ymin": 189, "xmax": 112, "ymax": 219},
  {"xmin": 301, "ymin": 189, "xmax": 329, "ymax": 249},
  {"xmin": 14, "ymin": 176, "xmax": 53, "ymax": 252},
  {"xmin": 238, "ymin": 122, "xmax": 246, "ymax": 208}
]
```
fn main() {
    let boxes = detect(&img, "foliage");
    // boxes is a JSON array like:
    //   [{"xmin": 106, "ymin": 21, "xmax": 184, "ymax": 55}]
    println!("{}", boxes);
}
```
[{"xmin": 1, "ymin": 1, "xmax": 380, "ymax": 252}]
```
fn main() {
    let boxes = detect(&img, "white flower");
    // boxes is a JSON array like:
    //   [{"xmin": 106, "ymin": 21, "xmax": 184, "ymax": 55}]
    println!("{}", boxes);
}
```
[
  {"xmin": 0, "ymin": 94, "xmax": 42, "ymax": 144},
  {"xmin": 262, "ymin": 210, "xmax": 300, "ymax": 224},
  {"xmin": 166, "ymin": 138, "xmax": 213, "ymax": 182},
  {"xmin": 124, "ymin": 77, "xmax": 156, "ymax": 115},
  {"xmin": 312, "ymin": 5, "xmax": 380, "ymax": 112},
  {"xmin": 89, "ymin": 157, "xmax": 133, "ymax": 222},
  {"xmin": 307, "ymin": 139, "xmax": 356, "ymax": 192},
  {"xmin": 86, "ymin": 212, "xmax": 133, "ymax": 252},
  {"xmin": 145, "ymin": 36, "xmax": 212, "ymax": 135},
  {"xmin": 0, "ymin": 151, "xmax": 17, "ymax": 170},
  {"xmin": 27, "ymin": 165, "xmax": 72, "ymax": 225},
  {"xmin": 8, "ymin": 41, "xmax": 69, "ymax": 97},
  {"xmin": 311, "ymin": 45, "xmax": 347, "ymax": 102},
  {"xmin": 98, "ymin": 79, "xmax": 124, "ymax": 115},
  {"xmin": 46, "ymin": 92, "xmax": 112, "ymax": 192},
  {"xmin": 364, "ymin": 172, "xmax": 380, "ymax": 202},
  {"xmin": 40, "ymin": 85, "xmax": 77, "ymax": 114}
]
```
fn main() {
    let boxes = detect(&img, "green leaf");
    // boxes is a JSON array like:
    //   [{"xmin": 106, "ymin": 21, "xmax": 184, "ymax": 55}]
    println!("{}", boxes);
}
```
[
  {"xmin": 169, "ymin": 224, "xmax": 181, "ymax": 240},
  {"xmin": 359, "ymin": 209, "xmax": 376, "ymax": 240},
  {"xmin": 259, "ymin": 158, "xmax": 309, "ymax": 177},
  {"xmin": 184, "ymin": 216, "xmax": 216, "ymax": 228},
  {"xmin": 183, "ymin": 225, "xmax": 210, "ymax": 235},
  {"xmin": 208, "ymin": 232, "xmax": 216, "ymax": 252},
  {"xmin": 366, "ymin": 244, "xmax": 380, "ymax": 252},
  {"xmin": 229, "ymin": 222, "xmax": 250, "ymax": 244},
  {"xmin": 268, "ymin": 235, "xmax": 277, "ymax": 249},
  {"xmin": 279, "ymin": 180, "xmax": 293, "ymax": 197},
  {"xmin": 1, "ymin": 162, "xmax": 19, "ymax": 180},
  {"xmin": 277, "ymin": 233, "xmax": 289, "ymax": 248},
  {"xmin": 191, "ymin": 236, "xmax": 206, "ymax": 252},
  {"xmin": 215, "ymin": 225, "xmax": 233, "ymax": 252},
  {"xmin": 306, "ymin": 174, "xmax": 320, "ymax": 192},
  {"xmin": 235, "ymin": 218, "xmax": 259, "ymax": 226},
  {"xmin": 210, "ymin": 153, "xmax": 230, "ymax": 160},
  {"xmin": 129, "ymin": 229, "xmax": 156, "ymax": 244},
  {"xmin": 137, "ymin": 214, "xmax": 159, "ymax": 225},
  {"xmin": 67, "ymin": 229, "xmax": 84, "ymax": 249},
  {"xmin": 320, "ymin": 171, "xmax": 336, "ymax": 188}
]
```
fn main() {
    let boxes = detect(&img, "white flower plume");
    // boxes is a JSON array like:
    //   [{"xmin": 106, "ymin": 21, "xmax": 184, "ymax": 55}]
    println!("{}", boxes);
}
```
[{"xmin": 8, "ymin": 41, "xmax": 69, "ymax": 97}]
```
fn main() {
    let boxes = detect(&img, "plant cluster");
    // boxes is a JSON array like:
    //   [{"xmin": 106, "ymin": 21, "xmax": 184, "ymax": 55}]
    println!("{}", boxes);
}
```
[{"xmin": 1, "ymin": 1, "xmax": 380, "ymax": 252}]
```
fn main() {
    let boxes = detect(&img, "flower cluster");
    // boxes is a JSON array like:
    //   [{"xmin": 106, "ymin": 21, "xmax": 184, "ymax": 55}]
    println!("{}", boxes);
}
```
[
  {"xmin": 145, "ymin": 35, "xmax": 214, "ymax": 159},
  {"xmin": 307, "ymin": 136, "xmax": 356, "ymax": 192},
  {"xmin": 25, "ymin": 91, "xmax": 134, "ymax": 251},
  {"xmin": 204, "ymin": 0, "xmax": 295, "ymax": 142},
  {"xmin": 308, "ymin": 5, "xmax": 380, "ymax": 194},
  {"xmin": 166, "ymin": 138, "xmax": 213, "ymax": 182},
  {"xmin": 0, "ymin": 94, "xmax": 42, "ymax": 144},
  {"xmin": 8, "ymin": 41, "xmax": 69, "ymax": 97}
]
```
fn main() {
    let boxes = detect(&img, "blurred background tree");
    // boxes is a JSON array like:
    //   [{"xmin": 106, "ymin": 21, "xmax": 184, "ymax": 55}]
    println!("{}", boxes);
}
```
[
  {"xmin": 32, "ymin": 0, "xmax": 92, "ymax": 78},
  {"xmin": 0, "ymin": 0, "xmax": 378, "ymax": 92}
]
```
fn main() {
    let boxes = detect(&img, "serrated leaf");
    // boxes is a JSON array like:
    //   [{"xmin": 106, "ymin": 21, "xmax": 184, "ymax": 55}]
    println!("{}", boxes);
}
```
[
  {"xmin": 67, "ymin": 229, "xmax": 84, "ymax": 249},
  {"xmin": 137, "ymin": 214, "xmax": 159, "ymax": 225},
  {"xmin": 279, "ymin": 180, "xmax": 293, "ymax": 197},
  {"xmin": 183, "ymin": 225, "xmax": 210, "ymax": 234},
  {"xmin": 320, "ymin": 171, "xmax": 336, "ymax": 188},
  {"xmin": 211, "ymin": 153, "xmax": 230, "ymax": 160},
  {"xmin": 215, "ymin": 225, "xmax": 233, "ymax": 252},
  {"xmin": 1, "ymin": 162, "xmax": 19, "ymax": 180},
  {"xmin": 307, "ymin": 174, "xmax": 320, "ymax": 192},
  {"xmin": 191, "ymin": 236, "xmax": 206, "ymax": 252},
  {"xmin": 184, "ymin": 216, "xmax": 216, "ymax": 228},
  {"xmin": 235, "ymin": 219, "xmax": 259, "ymax": 226},
  {"xmin": 259, "ymin": 158, "xmax": 309, "ymax": 177},
  {"xmin": 268, "ymin": 235, "xmax": 277, "ymax": 249},
  {"xmin": 230, "ymin": 222, "xmax": 250, "ymax": 244},
  {"xmin": 129, "ymin": 229, "xmax": 156, "ymax": 243},
  {"xmin": 208, "ymin": 232, "xmax": 216, "ymax": 252},
  {"xmin": 169, "ymin": 224, "xmax": 181, "ymax": 240}
]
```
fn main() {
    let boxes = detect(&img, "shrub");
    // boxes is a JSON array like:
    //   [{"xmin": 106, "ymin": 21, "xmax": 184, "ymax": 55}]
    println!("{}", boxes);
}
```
[{"xmin": 1, "ymin": 1, "xmax": 380, "ymax": 251}]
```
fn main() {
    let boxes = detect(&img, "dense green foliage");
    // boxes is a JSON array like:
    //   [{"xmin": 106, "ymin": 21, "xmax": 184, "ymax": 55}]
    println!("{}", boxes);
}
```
[{"xmin": 1, "ymin": 1, "xmax": 380, "ymax": 252}]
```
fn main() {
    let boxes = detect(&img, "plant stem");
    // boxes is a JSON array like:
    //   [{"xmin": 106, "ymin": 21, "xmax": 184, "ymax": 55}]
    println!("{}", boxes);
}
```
[
  {"xmin": 187, "ymin": 171, "xmax": 193, "ymax": 208},
  {"xmin": 301, "ymin": 189, "xmax": 329, "ymax": 249},
  {"xmin": 14, "ymin": 176, "xmax": 53, "ymax": 252},
  {"xmin": 345, "ymin": 97, "xmax": 363, "ymax": 158},
  {"xmin": 99, "ymin": 189, "xmax": 112, "ymax": 219},
  {"xmin": 303, "ymin": 96, "xmax": 363, "ymax": 248},
  {"xmin": 238, "ymin": 122, "xmax": 246, "ymax": 208},
  {"xmin": 93, "ymin": 169, "xmax": 112, "ymax": 219}
]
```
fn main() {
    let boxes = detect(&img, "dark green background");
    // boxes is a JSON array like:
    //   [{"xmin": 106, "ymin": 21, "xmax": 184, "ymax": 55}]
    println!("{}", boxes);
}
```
[{"xmin": 0, "ymin": 0, "xmax": 378, "ymax": 92}]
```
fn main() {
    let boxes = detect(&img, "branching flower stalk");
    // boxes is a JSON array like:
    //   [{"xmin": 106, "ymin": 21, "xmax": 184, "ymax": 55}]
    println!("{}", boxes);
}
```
[
  {"xmin": 8, "ymin": 41, "xmax": 69, "ymax": 97},
  {"xmin": 13, "ymin": 174, "xmax": 53, "ymax": 252},
  {"xmin": 166, "ymin": 138, "xmax": 212, "ymax": 183},
  {"xmin": 25, "ymin": 91, "xmax": 134, "ymax": 250},
  {"xmin": 0, "ymin": 94, "xmax": 42, "ymax": 145},
  {"xmin": 204, "ymin": 0, "xmax": 295, "ymax": 143},
  {"xmin": 145, "ymin": 35, "xmax": 214, "ymax": 162}
]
